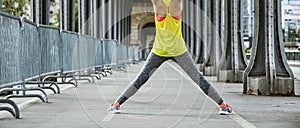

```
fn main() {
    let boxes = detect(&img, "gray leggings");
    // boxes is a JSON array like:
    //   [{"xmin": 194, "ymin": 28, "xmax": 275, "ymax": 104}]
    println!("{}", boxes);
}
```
[{"xmin": 116, "ymin": 52, "xmax": 223, "ymax": 105}]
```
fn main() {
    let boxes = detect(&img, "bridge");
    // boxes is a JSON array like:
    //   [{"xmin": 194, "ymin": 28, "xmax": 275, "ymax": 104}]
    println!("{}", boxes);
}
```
[{"xmin": 0, "ymin": 0, "xmax": 299, "ymax": 128}]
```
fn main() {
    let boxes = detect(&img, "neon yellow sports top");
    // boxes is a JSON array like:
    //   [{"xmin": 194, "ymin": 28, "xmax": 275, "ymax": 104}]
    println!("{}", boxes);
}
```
[{"xmin": 152, "ymin": 0, "xmax": 187, "ymax": 57}]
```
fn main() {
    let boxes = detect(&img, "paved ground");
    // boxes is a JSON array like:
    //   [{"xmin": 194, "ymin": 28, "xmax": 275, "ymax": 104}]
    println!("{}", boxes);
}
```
[{"xmin": 0, "ymin": 61, "xmax": 299, "ymax": 128}]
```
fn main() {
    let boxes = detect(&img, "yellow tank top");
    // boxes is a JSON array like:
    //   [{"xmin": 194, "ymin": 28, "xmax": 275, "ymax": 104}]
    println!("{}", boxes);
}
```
[{"xmin": 152, "ymin": 0, "xmax": 187, "ymax": 57}]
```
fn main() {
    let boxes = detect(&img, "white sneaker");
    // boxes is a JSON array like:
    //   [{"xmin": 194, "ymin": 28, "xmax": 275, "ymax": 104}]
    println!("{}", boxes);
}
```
[{"xmin": 107, "ymin": 103, "xmax": 121, "ymax": 114}]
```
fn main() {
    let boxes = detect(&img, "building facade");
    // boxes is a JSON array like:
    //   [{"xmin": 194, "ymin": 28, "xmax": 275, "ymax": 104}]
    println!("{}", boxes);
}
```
[{"xmin": 281, "ymin": 0, "xmax": 300, "ymax": 42}]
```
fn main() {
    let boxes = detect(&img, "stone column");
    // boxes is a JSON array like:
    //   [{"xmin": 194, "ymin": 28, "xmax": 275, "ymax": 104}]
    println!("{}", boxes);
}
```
[
  {"xmin": 217, "ymin": 0, "xmax": 248, "ymax": 83},
  {"xmin": 243, "ymin": 0, "xmax": 294, "ymax": 96}
]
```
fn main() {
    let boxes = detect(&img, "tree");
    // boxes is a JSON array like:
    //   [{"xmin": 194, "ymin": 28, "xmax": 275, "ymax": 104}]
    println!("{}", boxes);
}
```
[{"xmin": 2, "ymin": 0, "xmax": 29, "ymax": 17}]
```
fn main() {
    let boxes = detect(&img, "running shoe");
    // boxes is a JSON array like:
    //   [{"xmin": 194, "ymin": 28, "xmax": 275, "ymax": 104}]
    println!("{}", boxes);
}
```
[
  {"xmin": 107, "ymin": 103, "xmax": 121, "ymax": 114},
  {"xmin": 219, "ymin": 103, "xmax": 232, "ymax": 115}
]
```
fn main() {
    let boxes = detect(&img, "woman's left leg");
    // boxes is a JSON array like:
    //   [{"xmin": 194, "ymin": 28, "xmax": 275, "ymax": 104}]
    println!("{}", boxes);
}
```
[{"xmin": 173, "ymin": 52, "xmax": 224, "ymax": 105}]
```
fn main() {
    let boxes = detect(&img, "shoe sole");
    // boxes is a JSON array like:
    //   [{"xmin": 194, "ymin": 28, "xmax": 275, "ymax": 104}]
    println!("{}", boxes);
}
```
[
  {"xmin": 107, "ymin": 109, "xmax": 121, "ymax": 114},
  {"xmin": 219, "ymin": 111, "xmax": 231, "ymax": 115}
]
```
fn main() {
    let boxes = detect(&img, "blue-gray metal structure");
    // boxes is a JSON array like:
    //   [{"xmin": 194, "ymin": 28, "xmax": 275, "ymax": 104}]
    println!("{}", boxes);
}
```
[
  {"xmin": 60, "ymin": 0, "xmax": 75, "ymax": 31},
  {"xmin": 203, "ymin": 0, "xmax": 223, "ymax": 76},
  {"xmin": 0, "ymin": 12, "xmax": 21, "ymax": 118},
  {"xmin": 218, "ymin": 0, "xmax": 248, "ymax": 83},
  {"xmin": 0, "ymin": 0, "xmax": 139, "ymax": 117},
  {"xmin": 194, "ymin": 0, "xmax": 205, "ymax": 69},
  {"xmin": 30, "ymin": 0, "xmax": 50, "ymax": 25},
  {"xmin": 244, "ymin": 0, "xmax": 294, "ymax": 96},
  {"xmin": 60, "ymin": 31, "xmax": 80, "ymax": 74}
]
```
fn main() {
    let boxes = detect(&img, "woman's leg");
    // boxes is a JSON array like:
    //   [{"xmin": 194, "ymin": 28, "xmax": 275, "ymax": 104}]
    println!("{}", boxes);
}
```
[
  {"xmin": 115, "ymin": 52, "xmax": 168, "ymax": 105},
  {"xmin": 173, "ymin": 52, "xmax": 224, "ymax": 105}
]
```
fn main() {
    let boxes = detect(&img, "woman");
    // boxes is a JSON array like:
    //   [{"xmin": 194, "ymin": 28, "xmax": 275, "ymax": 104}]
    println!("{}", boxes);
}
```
[{"xmin": 108, "ymin": 0, "xmax": 232, "ymax": 115}]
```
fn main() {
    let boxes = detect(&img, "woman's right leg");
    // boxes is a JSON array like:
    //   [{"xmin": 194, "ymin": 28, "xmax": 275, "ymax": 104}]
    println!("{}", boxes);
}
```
[{"xmin": 115, "ymin": 52, "xmax": 168, "ymax": 105}]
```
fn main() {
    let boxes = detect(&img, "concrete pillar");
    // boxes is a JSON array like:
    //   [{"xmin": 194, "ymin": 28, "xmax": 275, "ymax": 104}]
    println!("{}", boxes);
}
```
[
  {"xmin": 60, "ymin": 0, "xmax": 75, "ymax": 31},
  {"xmin": 203, "ymin": 0, "xmax": 222, "ymax": 76},
  {"xmin": 217, "ymin": 0, "xmax": 247, "ymax": 83},
  {"xmin": 243, "ymin": 0, "xmax": 294, "ymax": 96}
]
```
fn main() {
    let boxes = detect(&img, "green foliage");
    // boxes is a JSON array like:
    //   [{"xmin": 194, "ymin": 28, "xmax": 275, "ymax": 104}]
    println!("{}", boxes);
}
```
[
  {"xmin": 50, "ymin": 1, "xmax": 78, "ymax": 32},
  {"xmin": 75, "ymin": 1, "xmax": 78, "ymax": 32},
  {"xmin": 50, "ymin": 9, "xmax": 60, "ymax": 27},
  {"xmin": 1, "ymin": 0, "xmax": 29, "ymax": 17}
]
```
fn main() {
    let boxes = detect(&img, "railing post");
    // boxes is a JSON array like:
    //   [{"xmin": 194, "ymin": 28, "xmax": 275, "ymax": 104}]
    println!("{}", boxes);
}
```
[
  {"xmin": 217, "ymin": 0, "xmax": 248, "ymax": 83},
  {"xmin": 243, "ymin": 0, "xmax": 294, "ymax": 96}
]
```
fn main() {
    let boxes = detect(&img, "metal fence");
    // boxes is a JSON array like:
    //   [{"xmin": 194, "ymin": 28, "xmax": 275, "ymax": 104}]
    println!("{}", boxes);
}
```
[
  {"xmin": 0, "ymin": 12, "xmax": 141, "ymax": 118},
  {"xmin": 78, "ymin": 35, "xmax": 96, "ymax": 71},
  {"xmin": 102, "ymin": 39, "xmax": 118, "ymax": 66},
  {"xmin": 20, "ymin": 19, "xmax": 41, "ymax": 81},
  {"xmin": 0, "ymin": 12, "xmax": 22, "ymax": 118},
  {"xmin": 39, "ymin": 25, "xmax": 61, "ymax": 76},
  {"xmin": 0, "ymin": 13, "xmax": 22, "ymax": 86},
  {"xmin": 60, "ymin": 31, "xmax": 80, "ymax": 74}
]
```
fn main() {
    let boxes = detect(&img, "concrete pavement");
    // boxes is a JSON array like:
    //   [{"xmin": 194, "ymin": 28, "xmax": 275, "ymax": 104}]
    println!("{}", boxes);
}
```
[{"xmin": 0, "ymin": 61, "xmax": 299, "ymax": 128}]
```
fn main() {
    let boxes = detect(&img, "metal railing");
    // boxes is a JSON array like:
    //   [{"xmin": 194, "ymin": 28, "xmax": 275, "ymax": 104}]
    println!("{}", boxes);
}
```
[
  {"xmin": 0, "ymin": 12, "xmax": 141, "ymax": 118},
  {"xmin": 286, "ymin": 51, "xmax": 300, "ymax": 61}
]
